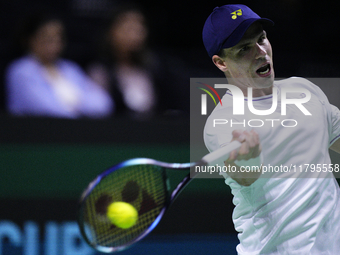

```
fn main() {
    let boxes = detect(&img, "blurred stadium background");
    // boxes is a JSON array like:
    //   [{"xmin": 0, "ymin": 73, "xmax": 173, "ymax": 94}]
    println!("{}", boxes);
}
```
[{"xmin": 0, "ymin": 0, "xmax": 339, "ymax": 254}]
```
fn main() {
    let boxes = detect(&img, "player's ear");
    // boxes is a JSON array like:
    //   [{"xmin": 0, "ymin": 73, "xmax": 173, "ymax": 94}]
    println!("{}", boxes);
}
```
[{"xmin": 212, "ymin": 55, "xmax": 228, "ymax": 72}]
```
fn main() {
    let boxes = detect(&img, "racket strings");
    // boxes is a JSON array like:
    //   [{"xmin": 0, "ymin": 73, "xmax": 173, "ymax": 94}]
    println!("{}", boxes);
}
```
[{"xmin": 80, "ymin": 164, "xmax": 167, "ymax": 249}]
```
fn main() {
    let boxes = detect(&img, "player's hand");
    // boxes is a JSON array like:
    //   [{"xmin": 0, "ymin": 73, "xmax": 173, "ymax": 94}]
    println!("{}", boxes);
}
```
[
  {"xmin": 227, "ymin": 129, "xmax": 261, "ymax": 163},
  {"xmin": 224, "ymin": 129, "xmax": 262, "ymax": 186}
]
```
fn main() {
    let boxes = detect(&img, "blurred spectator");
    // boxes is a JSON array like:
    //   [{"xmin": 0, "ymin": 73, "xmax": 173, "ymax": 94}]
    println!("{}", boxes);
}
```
[
  {"xmin": 88, "ymin": 4, "xmax": 189, "ymax": 119},
  {"xmin": 5, "ymin": 12, "xmax": 114, "ymax": 118}
]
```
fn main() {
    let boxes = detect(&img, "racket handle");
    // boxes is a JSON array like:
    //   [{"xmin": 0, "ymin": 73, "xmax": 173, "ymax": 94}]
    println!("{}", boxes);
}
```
[{"xmin": 201, "ymin": 140, "xmax": 241, "ymax": 166}]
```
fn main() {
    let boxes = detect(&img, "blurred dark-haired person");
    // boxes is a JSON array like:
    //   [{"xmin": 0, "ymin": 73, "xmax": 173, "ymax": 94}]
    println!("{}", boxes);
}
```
[
  {"xmin": 88, "ymin": 4, "xmax": 189, "ymax": 119},
  {"xmin": 5, "ymin": 13, "xmax": 114, "ymax": 118}
]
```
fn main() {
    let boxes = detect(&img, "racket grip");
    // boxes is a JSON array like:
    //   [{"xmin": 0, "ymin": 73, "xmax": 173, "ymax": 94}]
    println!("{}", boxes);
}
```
[{"xmin": 201, "ymin": 141, "xmax": 241, "ymax": 166}]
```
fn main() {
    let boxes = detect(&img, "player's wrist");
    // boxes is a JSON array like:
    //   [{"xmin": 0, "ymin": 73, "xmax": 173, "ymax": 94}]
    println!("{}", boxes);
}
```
[
  {"xmin": 224, "ymin": 153, "xmax": 263, "ymax": 186},
  {"xmin": 235, "ymin": 153, "xmax": 263, "ymax": 169}
]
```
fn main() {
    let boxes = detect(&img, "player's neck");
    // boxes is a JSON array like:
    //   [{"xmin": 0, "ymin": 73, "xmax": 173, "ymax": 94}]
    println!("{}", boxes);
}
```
[
  {"xmin": 232, "ymin": 84, "xmax": 273, "ymax": 98},
  {"xmin": 226, "ymin": 77, "xmax": 274, "ymax": 97},
  {"xmin": 245, "ymin": 86, "xmax": 273, "ymax": 97}
]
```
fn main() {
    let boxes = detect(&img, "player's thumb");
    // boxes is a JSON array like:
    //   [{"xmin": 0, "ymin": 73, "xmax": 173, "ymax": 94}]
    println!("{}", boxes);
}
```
[{"xmin": 232, "ymin": 129, "xmax": 246, "ymax": 143}]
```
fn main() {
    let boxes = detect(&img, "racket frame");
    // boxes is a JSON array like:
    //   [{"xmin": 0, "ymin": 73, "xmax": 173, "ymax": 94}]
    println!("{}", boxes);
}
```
[
  {"xmin": 78, "ymin": 158, "xmax": 198, "ymax": 253},
  {"xmin": 78, "ymin": 141, "xmax": 241, "ymax": 252}
]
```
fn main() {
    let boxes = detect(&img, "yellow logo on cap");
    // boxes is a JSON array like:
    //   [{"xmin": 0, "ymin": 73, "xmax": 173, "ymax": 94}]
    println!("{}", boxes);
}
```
[{"xmin": 231, "ymin": 9, "xmax": 242, "ymax": 19}]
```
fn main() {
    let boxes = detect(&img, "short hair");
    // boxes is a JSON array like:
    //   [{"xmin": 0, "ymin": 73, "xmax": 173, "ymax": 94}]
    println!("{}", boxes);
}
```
[{"xmin": 217, "ymin": 48, "xmax": 228, "ymax": 59}]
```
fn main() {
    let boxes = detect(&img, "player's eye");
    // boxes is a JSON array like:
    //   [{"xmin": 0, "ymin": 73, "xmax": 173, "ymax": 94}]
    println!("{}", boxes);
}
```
[
  {"xmin": 258, "ymin": 32, "xmax": 267, "ymax": 44},
  {"xmin": 259, "ymin": 36, "xmax": 266, "ymax": 43},
  {"xmin": 240, "ymin": 45, "xmax": 250, "ymax": 52}
]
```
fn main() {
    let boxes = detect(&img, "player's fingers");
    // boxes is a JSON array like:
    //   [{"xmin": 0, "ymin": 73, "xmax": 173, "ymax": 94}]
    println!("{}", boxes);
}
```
[
  {"xmin": 238, "ymin": 136, "xmax": 251, "ymax": 160},
  {"xmin": 227, "ymin": 130, "xmax": 246, "ymax": 161},
  {"xmin": 232, "ymin": 129, "xmax": 246, "ymax": 143},
  {"xmin": 230, "ymin": 130, "xmax": 261, "ymax": 161},
  {"xmin": 227, "ymin": 149, "xmax": 238, "ymax": 161},
  {"xmin": 246, "ymin": 130, "xmax": 259, "ymax": 157},
  {"xmin": 237, "ymin": 130, "xmax": 260, "ymax": 160},
  {"xmin": 249, "ymin": 130, "xmax": 261, "ymax": 157},
  {"xmin": 246, "ymin": 131, "xmax": 256, "ymax": 148},
  {"xmin": 251, "ymin": 129, "xmax": 259, "ymax": 144}
]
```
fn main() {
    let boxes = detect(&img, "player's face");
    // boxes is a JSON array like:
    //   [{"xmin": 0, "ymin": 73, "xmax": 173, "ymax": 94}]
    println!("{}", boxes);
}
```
[{"xmin": 222, "ymin": 22, "xmax": 274, "ymax": 92}]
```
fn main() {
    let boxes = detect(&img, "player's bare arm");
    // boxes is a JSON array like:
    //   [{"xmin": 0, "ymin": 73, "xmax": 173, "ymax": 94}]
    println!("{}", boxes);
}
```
[{"xmin": 224, "ymin": 129, "xmax": 262, "ymax": 186}]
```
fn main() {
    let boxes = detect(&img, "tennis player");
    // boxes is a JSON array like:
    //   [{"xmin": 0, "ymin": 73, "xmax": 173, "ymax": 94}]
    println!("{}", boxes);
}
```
[{"xmin": 202, "ymin": 4, "xmax": 340, "ymax": 254}]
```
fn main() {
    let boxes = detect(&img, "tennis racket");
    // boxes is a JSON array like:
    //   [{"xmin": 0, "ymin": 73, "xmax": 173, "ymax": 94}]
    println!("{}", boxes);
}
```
[{"xmin": 77, "ymin": 140, "xmax": 241, "ymax": 253}]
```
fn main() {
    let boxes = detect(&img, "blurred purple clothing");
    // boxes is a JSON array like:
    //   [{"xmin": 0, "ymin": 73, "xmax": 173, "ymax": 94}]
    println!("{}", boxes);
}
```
[{"xmin": 6, "ymin": 55, "xmax": 114, "ymax": 118}]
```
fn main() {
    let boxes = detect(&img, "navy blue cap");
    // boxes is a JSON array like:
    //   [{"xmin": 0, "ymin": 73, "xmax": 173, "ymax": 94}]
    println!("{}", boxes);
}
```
[{"xmin": 202, "ymin": 4, "xmax": 274, "ymax": 58}]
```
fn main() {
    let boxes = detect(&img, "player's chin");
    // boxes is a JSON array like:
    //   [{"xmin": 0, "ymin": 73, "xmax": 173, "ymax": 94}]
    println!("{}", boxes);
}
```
[{"xmin": 254, "ymin": 72, "xmax": 274, "ymax": 88}]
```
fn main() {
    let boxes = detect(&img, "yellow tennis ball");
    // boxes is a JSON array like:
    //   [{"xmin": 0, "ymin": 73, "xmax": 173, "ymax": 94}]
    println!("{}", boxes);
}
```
[{"xmin": 107, "ymin": 202, "xmax": 138, "ymax": 229}]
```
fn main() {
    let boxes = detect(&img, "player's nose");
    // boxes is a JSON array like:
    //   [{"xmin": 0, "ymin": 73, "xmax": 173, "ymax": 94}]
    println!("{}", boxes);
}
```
[{"xmin": 255, "ymin": 43, "xmax": 267, "ymax": 59}]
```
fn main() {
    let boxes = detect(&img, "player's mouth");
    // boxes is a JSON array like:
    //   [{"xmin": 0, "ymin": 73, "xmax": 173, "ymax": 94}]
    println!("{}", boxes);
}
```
[{"xmin": 256, "ymin": 63, "xmax": 271, "ymax": 77}]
